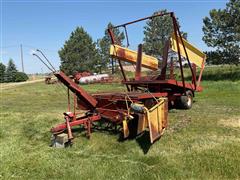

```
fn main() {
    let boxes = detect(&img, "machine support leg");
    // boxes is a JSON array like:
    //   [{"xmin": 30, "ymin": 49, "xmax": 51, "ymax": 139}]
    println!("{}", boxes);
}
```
[
  {"xmin": 197, "ymin": 59, "xmax": 205, "ymax": 88},
  {"xmin": 65, "ymin": 116, "xmax": 73, "ymax": 141},
  {"xmin": 135, "ymin": 44, "xmax": 143, "ymax": 81},
  {"xmin": 170, "ymin": 57, "xmax": 174, "ymax": 79},
  {"xmin": 171, "ymin": 14, "xmax": 186, "ymax": 95},
  {"xmin": 175, "ymin": 20, "xmax": 197, "ymax": 89},
  {"xmin": 87, "ymin": 118, "xmax": 91, "ymax": 138},
  {"xmin": 67, "ymin": 88, "xmax": 70, "ymax": 112},
  {"xmin": 73, "ymin": 95, "xmax": 76, "ymax": 121},
  {"xmin": 108, "ymin": 28, "xmax": 130, "ymax": 92},
  {"xmin": 159, "ymin": 40, "xmax": 170, "ymax": 80},
  {"xmin": 192, "ymin": 63, "xmax": 197, "ymax": 87}
]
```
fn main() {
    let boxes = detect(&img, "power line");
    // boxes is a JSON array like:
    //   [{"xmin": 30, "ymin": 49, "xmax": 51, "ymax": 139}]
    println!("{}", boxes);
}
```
[
  {"xmin": 23, "ymin": 44, "xmax": 58, "ymax": 52},
  {"xmin": 0, "ymin": 44, "xmax": 58, "ymax": 52},
  {"xmin": 20, "ymin": 44, "xmax": 24, "ymax": 72},
  {"xmin": 0, "ymin": 45, "xmax": 19, "ymax": 48}
]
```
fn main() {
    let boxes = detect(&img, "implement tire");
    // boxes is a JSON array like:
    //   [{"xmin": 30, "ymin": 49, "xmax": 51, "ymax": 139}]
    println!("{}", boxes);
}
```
[{"xmin": 178, "ymin": 90, "xmax": 193, "ymax": 109}]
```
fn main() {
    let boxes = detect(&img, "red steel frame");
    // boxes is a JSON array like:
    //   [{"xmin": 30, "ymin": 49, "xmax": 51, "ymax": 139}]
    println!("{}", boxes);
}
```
[
  {"xmin": 51, "ymin": 12, "xmax": 204, "ymax": 141},
  {"xmin": 107, "ymin": 12, "xmax": 200, "ymax": 95}
]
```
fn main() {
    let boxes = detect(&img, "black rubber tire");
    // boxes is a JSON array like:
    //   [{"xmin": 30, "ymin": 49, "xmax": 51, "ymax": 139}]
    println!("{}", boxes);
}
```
[{"xmin": 178, "ymin": 90, "xmax": 193, "ymax": 109}]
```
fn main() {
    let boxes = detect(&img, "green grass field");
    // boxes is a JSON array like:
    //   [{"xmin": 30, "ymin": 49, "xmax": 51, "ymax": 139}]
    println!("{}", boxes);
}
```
[{"xmin": 1, "ymin": 67, "xmax": 240, "ymax": 179}]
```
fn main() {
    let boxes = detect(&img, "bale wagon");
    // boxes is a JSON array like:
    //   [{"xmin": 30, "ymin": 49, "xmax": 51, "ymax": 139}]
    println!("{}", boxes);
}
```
[{"xmin": 34, "ymin": 12, "xmax": 206, "ymax": 147}]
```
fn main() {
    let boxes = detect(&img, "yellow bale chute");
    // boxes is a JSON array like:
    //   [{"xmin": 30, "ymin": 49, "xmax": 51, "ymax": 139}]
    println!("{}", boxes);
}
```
[
  {"xmin": 109, "ymin": 44, "xmax": 158, "ymax": 71},
  {"xmin": 170, "ymin": 34, "xmax": 206, "ymax": 68}
]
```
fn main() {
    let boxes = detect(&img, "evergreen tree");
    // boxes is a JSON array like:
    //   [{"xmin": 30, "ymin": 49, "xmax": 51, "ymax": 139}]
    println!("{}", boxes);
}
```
[
  {"xmin": 204, "ymin": 51, "xmax": 224, "ymax": 65},
  {"xmin": 203, "ymin": 0, "xmax": 240, "ymax": 65},
  {"xmin": 143, "ymin": 9, "xmax": 187, "ymax": 59},
  {"xmin": 0, "ymin": 62, "xmax": 6, "ymax": 83},
  {"xmin": 97, "ymin": 22, "xmax": 125, "ymax": 74},
  {"xmin": 59, "ymin": 27, "xmax": 100, "ymax": 75},
  {"xmin": 14, "ymin": 72, "xmax": 29, "ymax": 82},
  {"xmin": 5, "ymin": 59, "xmax": 17, "ymax": 82}
]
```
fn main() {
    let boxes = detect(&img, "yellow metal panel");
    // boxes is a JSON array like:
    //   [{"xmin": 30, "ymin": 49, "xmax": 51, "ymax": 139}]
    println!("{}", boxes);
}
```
[
  {"xmin": 162, "ymin": 99, "xmax": 168, "ymax": 129},
  {"xmin": 170, "ymin": 34, "xmax": 206, "ymax": 67},
  {"xmin": 147, "ymin": 99, "xmax": 167, "ymax": 143},
  {"xmin": 110, "ymin": 44, "xmax": 158, "ymax": 71},
  {"xmin": 148, "ymin": 107, "xmax": 161, "ymax": 143},
  {"xmin": 137, "ymin": 113, "xmax": 147, "ymax": 135},
  {"xmin": 123, "ymin": 119, "xmax": 129, "ymax": 138}
]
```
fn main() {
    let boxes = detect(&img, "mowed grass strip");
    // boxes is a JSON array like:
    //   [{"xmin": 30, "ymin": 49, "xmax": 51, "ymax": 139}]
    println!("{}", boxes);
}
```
[{"xmin": 1, "ymin": 71, "xmax": 240, "ymax": 179}]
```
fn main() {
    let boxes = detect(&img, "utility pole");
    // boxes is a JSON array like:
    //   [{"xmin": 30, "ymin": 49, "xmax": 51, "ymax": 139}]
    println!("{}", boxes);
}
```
[{"xmin": 20, "ymin": 44, "xmax": 24, "ymax": 72}]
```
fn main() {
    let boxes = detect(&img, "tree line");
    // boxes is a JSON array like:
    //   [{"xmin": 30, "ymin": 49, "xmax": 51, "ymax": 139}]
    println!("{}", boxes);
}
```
[
  {"xmin": 59, "ymin": 9, "xmax": 187, "ymax": 75},
  {"xmin": 59, "ymin": 1, "xmax": 239, "ymax": 76},
  {"xmin": 203, "ymin": 0, "xmax": 240, "ymax": 65},
  {"xmin": 0, "ymin": 59, "xmax": 28, "ymax": 83},
  {"xmin": 1, "ymin": 1, "xmax": 238, "ymax": 82}
]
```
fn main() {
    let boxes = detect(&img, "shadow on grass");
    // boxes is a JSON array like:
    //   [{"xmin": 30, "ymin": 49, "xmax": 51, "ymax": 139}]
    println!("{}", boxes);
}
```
[
  {"xmin": 64, "ymin": 121, "xmax": 153, "ymax": 154},
  {"xmin": 117, "ymin": 130, "xmax": 153, "ymax": 154},
  {"xmin": 135, "ymin": 132, "xmax": 152, "ymax": 154}
]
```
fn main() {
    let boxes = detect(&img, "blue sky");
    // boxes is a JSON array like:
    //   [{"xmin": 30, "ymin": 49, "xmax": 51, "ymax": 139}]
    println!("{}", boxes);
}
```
[{"xmin": 1, "ymin": 0, "xmax": 228, "ymax": 74}]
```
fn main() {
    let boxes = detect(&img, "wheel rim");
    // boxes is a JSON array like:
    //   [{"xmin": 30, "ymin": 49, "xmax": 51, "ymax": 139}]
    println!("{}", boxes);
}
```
[{"xmin": 187, "ymin": 96, "xmax": 192, "ymax": 106}]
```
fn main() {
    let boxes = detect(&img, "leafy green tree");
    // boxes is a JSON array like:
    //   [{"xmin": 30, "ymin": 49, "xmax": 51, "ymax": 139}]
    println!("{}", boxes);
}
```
[
  {"xmin": 0, "ymin": 62, "xmax": 6, "ymax": 83},
  {"xmin": 204, "ymin": 51, "xmax": 224, "ymax": 65},
  {"xmin": 59, "ymin": 27, "xmax": 100, "ymax": 75},
  {"xmin": 143, "ymin": 9, "xmax": 187, "ymax": 59},
  {"xmin": 14, "ymin": 72, "xmax": 29, "ymax": 82},
  {"xmin": 5, "ymin": 59, "xmax": 17, "ymax": 82},
  {"xmin": 96, "ymin": 39, "xmax": 108, "ymax": 74},
  {"xmin": 97, "ymin": 22, "xmax": 125, "ymax": 74},
  {"xmin": 203, "ymin": 0, "xmax": 240, "ymax": 65}
]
